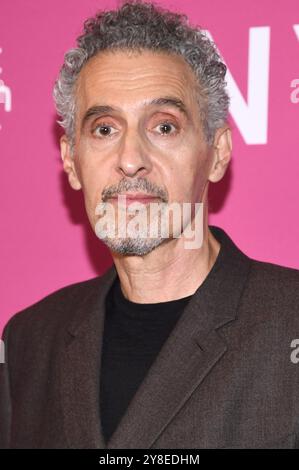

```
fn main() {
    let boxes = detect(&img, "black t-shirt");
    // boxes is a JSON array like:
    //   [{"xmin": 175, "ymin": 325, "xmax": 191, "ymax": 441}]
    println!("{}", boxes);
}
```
[{"xmin": 100, "ymin": 276, "xmax": 193, "ymax": 444}]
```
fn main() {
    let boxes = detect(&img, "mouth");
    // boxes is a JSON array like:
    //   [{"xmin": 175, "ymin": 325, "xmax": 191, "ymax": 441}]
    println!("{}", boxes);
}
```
[{"xmin": 107, "ymin": 193, "xmax": 161, "ymax": 206}]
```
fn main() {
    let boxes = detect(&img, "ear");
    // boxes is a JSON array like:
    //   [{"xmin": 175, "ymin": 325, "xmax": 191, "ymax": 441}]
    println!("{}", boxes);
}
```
[
  {"xmin": 208, "ymin": 126, "xmax": 232, "ymax": 183},
  {"xmin": 60, "ymin": 135, "xmax": 82, "ymax": 190}
]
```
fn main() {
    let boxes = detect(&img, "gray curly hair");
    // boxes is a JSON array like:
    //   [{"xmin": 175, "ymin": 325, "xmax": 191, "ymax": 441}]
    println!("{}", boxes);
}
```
[{"xmin": 53, "ymin": 0, "xmax": 229, "ymax": 155}]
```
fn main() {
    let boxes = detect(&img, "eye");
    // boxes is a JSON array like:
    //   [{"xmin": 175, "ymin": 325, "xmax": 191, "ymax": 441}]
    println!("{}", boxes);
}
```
[
  {"xmin": 92, "ymin": 123, "xmax": 118, "ymax": 138},
  {"xmin": 153, "ymin": 121, "xmax": 178, "ymax": 136}
]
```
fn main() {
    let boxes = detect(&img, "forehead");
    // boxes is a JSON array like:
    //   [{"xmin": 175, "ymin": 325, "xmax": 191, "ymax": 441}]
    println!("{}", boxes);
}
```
[{"xmin": 75, "ymin": 49, "xmax": 199, "ymax": 114}]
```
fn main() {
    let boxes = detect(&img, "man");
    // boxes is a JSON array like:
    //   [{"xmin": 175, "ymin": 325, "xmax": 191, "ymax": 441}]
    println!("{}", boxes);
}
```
[{"xmin": 0, "ymin": 0, "xmax": 299, "ymax": 449}]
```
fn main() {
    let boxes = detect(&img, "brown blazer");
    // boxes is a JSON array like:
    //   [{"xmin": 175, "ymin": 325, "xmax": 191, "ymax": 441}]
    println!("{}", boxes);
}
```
[{"xmin": 1, "ymin": 225, "xmax": 299, "ymax": 449}]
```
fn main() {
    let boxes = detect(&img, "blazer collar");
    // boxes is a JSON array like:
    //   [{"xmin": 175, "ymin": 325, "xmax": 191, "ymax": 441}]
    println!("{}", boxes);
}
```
[{"xmin": 61, "ymin": 225, "xmax": 252, "ymax": 449}]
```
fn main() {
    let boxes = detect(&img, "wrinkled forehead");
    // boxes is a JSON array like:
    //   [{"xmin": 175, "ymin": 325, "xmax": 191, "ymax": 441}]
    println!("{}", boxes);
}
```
[{"xmin": 74, "ymin": 49, "xmax": 201, "ymax": 118}]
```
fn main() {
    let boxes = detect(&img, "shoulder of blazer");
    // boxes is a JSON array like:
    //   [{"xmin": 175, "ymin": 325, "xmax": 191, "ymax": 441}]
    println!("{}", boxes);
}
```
[
  {"xmin": 249, "ymin": 258, "xmax": 299, "ymax": 280},
  {"xmin": 248, "ymin": 258, "xmax": 299, "ymax": 295},
  {"xmin": 237, "ymin": 258, "xmax": 299, "ymax": 325},
  {"xmin": 1, "ymin": 264, "xmax": 116, "ymax": 344}
]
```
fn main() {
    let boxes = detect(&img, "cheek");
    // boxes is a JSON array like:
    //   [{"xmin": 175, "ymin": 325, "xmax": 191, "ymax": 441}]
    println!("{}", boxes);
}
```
[
  {"xmin": 82, "ymin": 190, "xmax": 97, "ymax": 229},
  {"xmin": 78, "ymin": 166, "xmax": 106, "ymax": 228},
  {"xmin": 76, "ymin": 148, "xmax": 105, "ymax": 191},
  {"xmin": 172, "ymin": 154, "xmax": 210, "ymax": 201}
]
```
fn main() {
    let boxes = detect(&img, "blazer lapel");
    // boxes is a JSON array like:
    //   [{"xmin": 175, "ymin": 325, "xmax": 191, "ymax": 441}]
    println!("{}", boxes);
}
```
[
  {"xmin": 107, "ymin": 226, "xmax": 252, "ymax": 449},
  {"xmin": 60, "ymin": 266, "xmax": 117, "ymax": 449},
  {"xmin": 106, "ymin": 302, "xmax": 228, "ymax": 449}
]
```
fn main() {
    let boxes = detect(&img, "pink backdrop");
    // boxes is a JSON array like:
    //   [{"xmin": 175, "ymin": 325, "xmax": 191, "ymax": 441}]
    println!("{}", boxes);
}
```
[{"xmin": 1, "ymin": 0, "xmax": 299, "ymax": 335}]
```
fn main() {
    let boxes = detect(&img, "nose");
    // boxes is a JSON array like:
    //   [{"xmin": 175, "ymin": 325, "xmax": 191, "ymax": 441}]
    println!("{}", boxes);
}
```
[{"xmin": 115, "ymin": 126, "xmax": 152, "ymax": 178}]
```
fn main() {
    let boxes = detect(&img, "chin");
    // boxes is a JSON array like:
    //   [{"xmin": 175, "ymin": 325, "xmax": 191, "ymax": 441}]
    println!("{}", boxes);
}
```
[{"xmin": 99, "ymin": 236, "xmax": 166, "ymax": 256}]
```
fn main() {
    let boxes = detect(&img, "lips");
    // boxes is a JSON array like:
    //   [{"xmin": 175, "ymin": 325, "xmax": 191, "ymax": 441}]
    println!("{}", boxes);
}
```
[{"xmin": 108, "ymin": 194, "xmax": 160, "ymax": 206}]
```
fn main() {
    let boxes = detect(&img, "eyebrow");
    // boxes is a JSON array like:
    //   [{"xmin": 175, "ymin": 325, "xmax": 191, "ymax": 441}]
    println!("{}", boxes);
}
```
[{"xmin": 80, "ymin": 96, "xmax": 191, "ymax": 131}]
